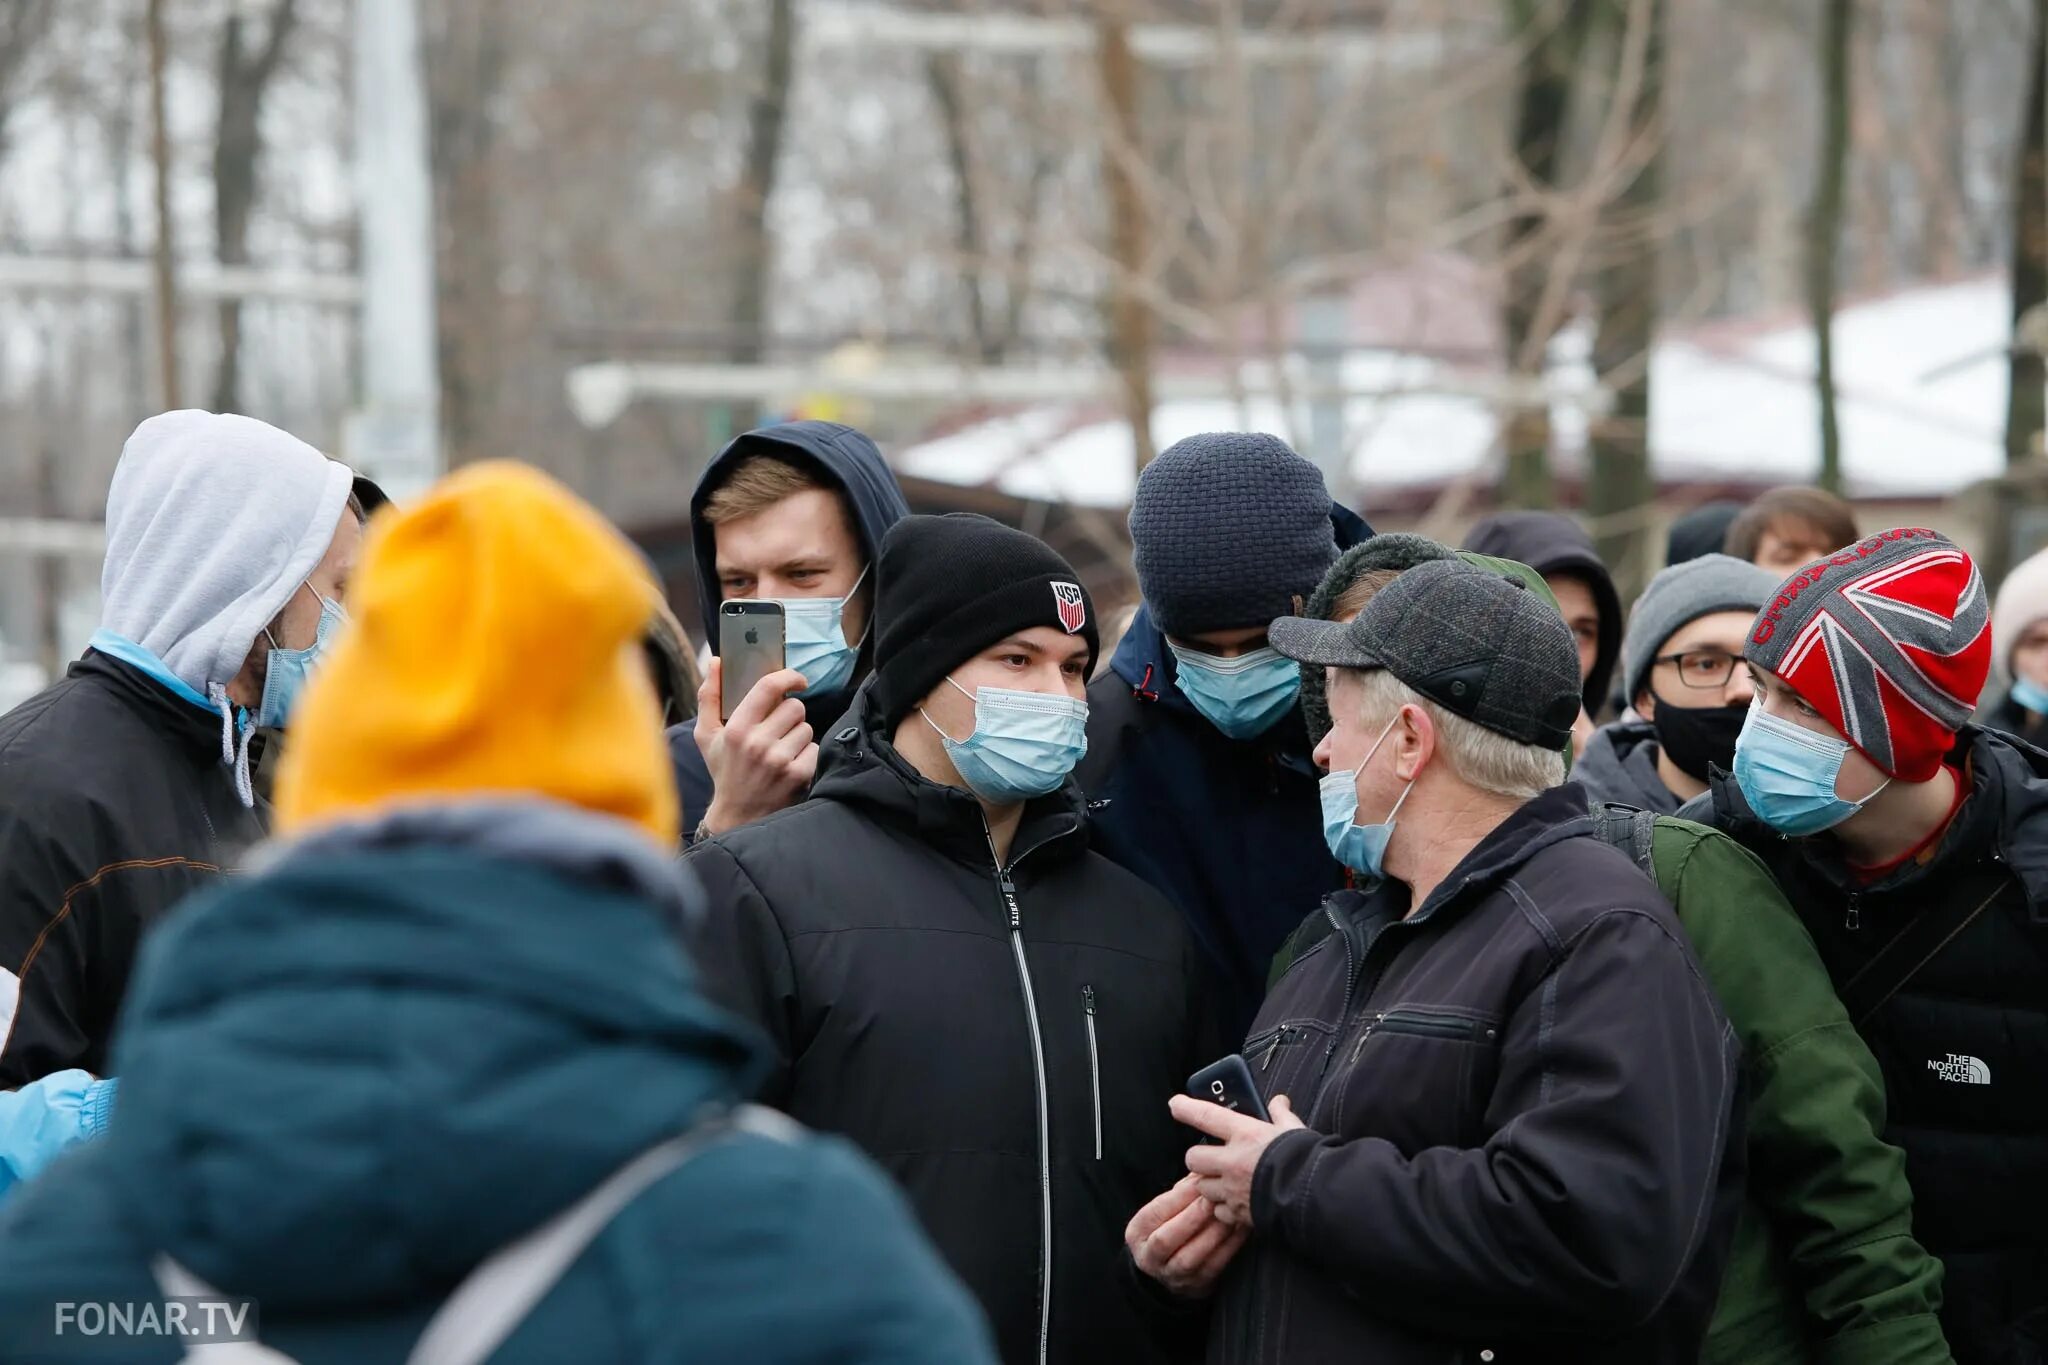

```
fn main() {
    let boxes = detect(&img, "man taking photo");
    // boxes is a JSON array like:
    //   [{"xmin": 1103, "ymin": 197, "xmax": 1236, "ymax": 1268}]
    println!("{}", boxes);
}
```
[
  {"xmin": 1130, "ymin": 559, "xmax": 1742, "ymax": 1364},
  {"xmin": 680, "ymin": 420, "xmax": 909, "ymax": 840}
]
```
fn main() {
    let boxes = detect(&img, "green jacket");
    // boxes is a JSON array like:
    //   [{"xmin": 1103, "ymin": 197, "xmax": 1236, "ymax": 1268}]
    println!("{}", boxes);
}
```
[{"xmin": 1269, "ymin": 811, "xmax": 1951, "ymax": 1364}]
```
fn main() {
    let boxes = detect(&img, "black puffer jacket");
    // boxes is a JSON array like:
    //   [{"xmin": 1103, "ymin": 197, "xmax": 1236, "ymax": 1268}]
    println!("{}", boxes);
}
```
[
  {"xmin": 682, "ymin": 683, "xmax": 1208, "ymax": 1365},
  {"xmin": 1689, "ymin": 727, "xmax": 2048, "ymax": 1363},
  {"xmin": 0, "ymin": 652, "xmax": 266, "ymax": 1086},
  {"xmin": 1215, "ymin": 783, "xmax": 1743, "ymax": 1365}
]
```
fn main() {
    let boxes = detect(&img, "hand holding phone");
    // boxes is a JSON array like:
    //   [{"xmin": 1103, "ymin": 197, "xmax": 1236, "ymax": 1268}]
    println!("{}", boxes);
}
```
[
  {"xmin": 691, "ymin": 602, "xmax": 817, "ymax": 838},
  {"xmin": 1186, "ymin": 1054, "xmax": 1271, "ymax": 1123}
]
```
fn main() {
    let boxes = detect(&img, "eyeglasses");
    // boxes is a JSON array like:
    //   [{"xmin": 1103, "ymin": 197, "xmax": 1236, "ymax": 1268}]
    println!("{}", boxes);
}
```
[{"xmin": 1652, "ymin": 648, "xmax": 1746, "ymax": 690}]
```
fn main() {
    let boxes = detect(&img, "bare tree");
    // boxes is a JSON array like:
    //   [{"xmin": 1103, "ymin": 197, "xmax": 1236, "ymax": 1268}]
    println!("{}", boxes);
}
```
[
  {"xmin": 1501, "ymin": 0, "xmax": 1590, "ymax": 509},
  {"xmin": 0, "ymin": 0, "xmax": 56, "ymax": 159},
  {"xmin": 146, "ymin": 0, "xmax": 180, "ymax": 409},
  {"xmin": 1807, "ymin": 0, "xmax": 1852, "ymax": 494},
  {"xmin": 2008, "ymin": 0, "xmax": 2047, "ymax": 466},
  {"xmin": 1098, "ymin": 10, "xmax": 1156, "ymax": 471},
  {"xmin": 211, "ymin": 0, "xmax": 301, "ymax": 413},
  {"xmin": 728, "ymin": 0, "xmax": 798, "ymax": 431}
]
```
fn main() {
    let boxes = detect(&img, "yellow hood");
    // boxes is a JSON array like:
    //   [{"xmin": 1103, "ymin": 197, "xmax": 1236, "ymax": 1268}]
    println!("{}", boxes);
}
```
[{"xmin": 276, "ymin": 461, "xmax": 678, "ymax": 846}]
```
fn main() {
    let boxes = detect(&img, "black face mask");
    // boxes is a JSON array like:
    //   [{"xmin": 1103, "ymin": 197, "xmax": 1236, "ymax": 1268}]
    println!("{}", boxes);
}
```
[{"xmin": 1650, "ymin": 699, "xmax": 1749, "ymax": 783}]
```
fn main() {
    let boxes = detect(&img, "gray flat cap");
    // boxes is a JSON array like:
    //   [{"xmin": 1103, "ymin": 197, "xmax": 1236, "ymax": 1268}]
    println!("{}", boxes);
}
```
[{"xmin": 1269, "ymin": 557, "xmax": 1583, "ymax": 750}]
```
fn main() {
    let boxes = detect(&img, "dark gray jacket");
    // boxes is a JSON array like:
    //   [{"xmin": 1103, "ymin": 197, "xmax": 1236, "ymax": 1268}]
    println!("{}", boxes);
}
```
[
  {"xmin": 1214, "ymin": 783, "xmax": 1744, "ymax": 1365},
  {"xmin": 1574, "ymin": 719, "xmax": 1684, "ymax": 814}
]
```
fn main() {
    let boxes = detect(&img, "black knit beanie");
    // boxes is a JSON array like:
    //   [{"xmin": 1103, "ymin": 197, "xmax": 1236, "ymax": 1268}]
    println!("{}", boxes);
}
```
[
  {"xmin": 870, "ymin": 514, "xmax": 1100, "ymax": 727},
  {"xmin": 1129, "ymin": 432, "xmax": 1339, "ymax": 637},
  {"xmin": 1298, "ymin": 534, "xmax": 1457, "ymax": 743}
]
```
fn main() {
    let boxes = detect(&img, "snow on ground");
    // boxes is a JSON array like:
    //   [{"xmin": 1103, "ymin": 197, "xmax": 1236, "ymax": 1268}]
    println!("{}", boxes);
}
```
[{"xmin": 897, "ymin": 276, "xmax": 2018, "ymax": 507}]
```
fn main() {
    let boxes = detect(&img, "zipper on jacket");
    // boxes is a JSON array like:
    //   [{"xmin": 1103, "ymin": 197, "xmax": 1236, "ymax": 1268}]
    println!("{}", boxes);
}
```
[
  {"xmin": 1845, "ymin": 892, "xmax": 1862, "ymax": 932},
  {"xmin": 1349, "ymin": 1008, "xmax": 1488, "ymax": 1064},
  {"xmin": 984, "ymin": 820, "xmax": 1054, "ymax": 1365},
  {"xmin": 1082, "ymin": 985, "xmax": 1102, "ymax": 1161}
]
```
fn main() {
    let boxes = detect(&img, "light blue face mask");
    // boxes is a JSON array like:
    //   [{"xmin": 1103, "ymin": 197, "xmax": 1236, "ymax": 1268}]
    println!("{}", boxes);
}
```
[
  {"xmin": 256, "ymin": 585, "xmax": 348, "ymax": 729},
  {"xmin": 1319, "ymin": 714, "xmax": 1413, "ymax": 878},
  {"xmin": 1169, "ymin": 642, "xmax": 1302, "ymax": 740},
  {"xmin": 2013, "ymin": 675, "xmax": 2048, "ymax": 716},
  {"xmin": 1732, "ymin": 703, "xmax": 1890, "ymax": 837},
  {"xmin": 778, "ymin": 562, "xmax": 870, "ymax": 700},
  {"xmin": 921, "ymin": 677, "xmax": 1089, "ymax": 805}
]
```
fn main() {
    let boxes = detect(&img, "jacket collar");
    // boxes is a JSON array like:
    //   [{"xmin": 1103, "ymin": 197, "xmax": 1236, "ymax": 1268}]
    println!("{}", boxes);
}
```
[
  {"xmin": 1339, "ymin": 782, "xmax": 1600, "ymax": 934},
  {"xmin": 811, "ymin": 680, "xmax": 1089, "ymax": 871},
  {"xmin": 74, "ymin": 648, "xmax": 244, "ymax": 768}
]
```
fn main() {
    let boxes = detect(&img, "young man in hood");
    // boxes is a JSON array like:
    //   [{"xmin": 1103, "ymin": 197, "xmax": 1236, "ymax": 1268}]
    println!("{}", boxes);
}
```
[
  {"xmin": 0, "ymin": 411, "xmax": 362, "ymax": 1091},
  {"xmin": 1076, "ymin": 432, "xmax": 1370, "ymax": 1042},
  {"xmin": 1576, "ymin": 554, "xmax": 1780, "ymax": 813},
  {"xmin": 1131, "ymin": 559, "xmax": 1741, "ymax": 1364},
  {"xmin": 679, "ymin": 420, "xmax": 910, "ymax": 841},
  {"xmin": 0, "ymin": 462, "xmax": 992, "ymax": 1364},
  {"xmin": 1461, "ymin": 509, "xmax": 1624, "ymax": 723},
  {"xmin": 1685, "ymin": 528, "xmax": 2048, "ymax": 1363},
  {"xmin": 684, "ymin": 514, "xmax": 1206, "ymax": 1365}
]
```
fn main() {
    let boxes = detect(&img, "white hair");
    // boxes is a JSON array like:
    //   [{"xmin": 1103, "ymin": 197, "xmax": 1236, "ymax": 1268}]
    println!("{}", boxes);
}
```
[{"xmin": 1345, "ymin": 667, "xmax": 1566, "ymax": 801}]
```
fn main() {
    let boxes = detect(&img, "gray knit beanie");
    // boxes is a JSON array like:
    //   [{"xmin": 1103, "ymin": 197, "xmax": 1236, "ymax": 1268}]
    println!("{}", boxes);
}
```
[
  {"xmin": 1129, "ymin": 432, "xmax": 1339, "ymax": 637},
  {"xmin": 1622, "ymin": 553, "xmax": 1780, "ymax": 702}
]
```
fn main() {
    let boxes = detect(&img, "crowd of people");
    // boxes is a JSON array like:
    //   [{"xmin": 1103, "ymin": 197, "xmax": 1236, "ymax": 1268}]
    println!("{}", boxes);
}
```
[{"xmin": 0, "ymin": 410, "xmax": 2042, "ymax": 1364}]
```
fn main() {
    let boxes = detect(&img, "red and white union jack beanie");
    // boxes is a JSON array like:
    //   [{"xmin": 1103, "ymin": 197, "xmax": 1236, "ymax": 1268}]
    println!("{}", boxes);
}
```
[{"xmin": 1748, "ymin": 528, "xmax": 1991, "ymax": 781}]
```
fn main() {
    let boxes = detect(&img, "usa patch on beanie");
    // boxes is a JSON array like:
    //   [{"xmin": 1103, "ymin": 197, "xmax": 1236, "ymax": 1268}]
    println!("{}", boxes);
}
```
[{"xmin": 1747, "ymin": 528, "xmax": 1990, "ymax": 781}]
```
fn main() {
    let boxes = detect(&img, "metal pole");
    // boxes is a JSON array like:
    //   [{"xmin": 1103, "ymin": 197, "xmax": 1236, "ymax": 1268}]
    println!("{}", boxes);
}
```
[
  {"xmin": 146, "ymin": 0, "xmax": 181, "ymax": 409},
  {"xmin": 349, "ymin": 0, "xmax": 441, "ymax": 495}
]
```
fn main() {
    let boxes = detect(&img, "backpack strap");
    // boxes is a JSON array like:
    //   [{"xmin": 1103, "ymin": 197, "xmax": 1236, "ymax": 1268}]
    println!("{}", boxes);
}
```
[
  {"xmin": 155, "ymin": 1104, "xmax": 800, "ymax": 1365},
  {"xmin": 1838, "ymin": 879, "xmax": 2009, "ymax": 1028},
  {"xmin": 1591, "ymin": 802, "xmax": 1658, "ymax": 880}
]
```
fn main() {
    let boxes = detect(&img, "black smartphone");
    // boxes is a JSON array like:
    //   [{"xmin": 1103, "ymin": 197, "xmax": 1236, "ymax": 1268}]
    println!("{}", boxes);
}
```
[
  {"xmin": 719, "ymin": 600, "xmax": 787, "ymax": 721},
  {"xmin": 1186, "ymin": 1054, "xmax": 1270, "ymax": 1123}
]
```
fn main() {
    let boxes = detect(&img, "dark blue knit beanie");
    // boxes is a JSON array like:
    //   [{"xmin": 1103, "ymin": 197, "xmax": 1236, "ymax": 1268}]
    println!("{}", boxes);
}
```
[{"xmin": 1129, "ymin": 432, "xmax": 1340, "ymax": 636}]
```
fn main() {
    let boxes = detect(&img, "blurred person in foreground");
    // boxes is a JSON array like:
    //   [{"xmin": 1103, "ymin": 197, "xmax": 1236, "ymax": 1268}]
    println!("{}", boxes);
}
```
[
  {"xmin": 1981, "ymin": 543, "xmax": 2048, "ymax": 745},
  {"xmin": 1725, "ymin": 485, "xmax": 1860, "ymax": 577},
  {"xmin": 1077, "ymin": 433, "xmax": 1369, "ymax": 1042},
  {"xmin": 1289, "ymin": 540, "xmax": 1954, "ymax": 1365},
  {"xmin": 0, "ymin": 462, "xmax": 993, "ymax": 1365},
  {"xmin": 0, "ymin": 412, "xmax": 363, "ymax": 1091},
  {"xmin": 685, "ymin": 513, "xmax": 1205, "ymax": 1365},
  {"xmin": 1576, "ymin": 554, "xmax": 1780, "ymax": 812},
  {"xmin": 1683, "ymin": 528, "xmax": 2048, "ymax": 1362},
  {"xmin": 1131, "ymin": 559, "xmax": 1741, "ymax": 1364},
  {"xmin": 680, "ymin": 421, "xmax": 909, "ymax": 841}
]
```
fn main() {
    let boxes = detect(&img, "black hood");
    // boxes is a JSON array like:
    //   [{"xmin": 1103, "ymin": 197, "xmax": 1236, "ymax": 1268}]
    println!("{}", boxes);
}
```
[
  {"xmin": 1462, "ymin": 511, "xmax": 1623, "ymax": 716},
  {"xmin": 810, "ymin": 676, "xmax": 1089, "ymax": 872},
  {"xmin": 689, "ymin": 421, "xmax": 910, "ymax": 658}
]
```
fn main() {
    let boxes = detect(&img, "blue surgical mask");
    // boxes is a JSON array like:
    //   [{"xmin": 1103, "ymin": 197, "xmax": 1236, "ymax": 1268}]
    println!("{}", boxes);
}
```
[
  {"xmin": 1169, "ymin": 643, "xmax": 1301, "ymax": 740},
  {"xmin": 1319, "ymin": 715, "xmax": 1413, "ymax": 878},
  {"xmin": 778, "ymin": 563, "xmax": 870, "ymax": 700},
  {"xmin": 256, "ymin": 585, "xmax": 348, "ymax": 729},
  {"xmin": 2013, "ymin": 675, "xmax": 2048, "ymax": 716},
  {"xmin": 921, "ymin": 677, "xmax": 1089, "ymax": 805},
  {"xmin": 1733, "ymin": 704, "xmax": 1890, "ymax": 837}
]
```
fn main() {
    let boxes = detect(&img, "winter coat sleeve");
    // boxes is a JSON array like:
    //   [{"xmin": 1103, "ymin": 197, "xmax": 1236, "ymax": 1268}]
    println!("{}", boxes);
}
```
[
  {"xmin": 0, "ymin": 1071, "xmax": 116, "ymax": 1202},
  {"xmin": 1666, "ymin": 828, "xmax": 1954, "ymax": 1365},
  {"xmin": 1250, "ymin": 904, "xmax": 1737, "ymax": 1336},
  {"xmin": 678, "ymin": 839, "xmax": 799, "ymax": 1106},
  {"xmin": 0, "ymin": 803, "xmax": 101, "ymax": 1089}
]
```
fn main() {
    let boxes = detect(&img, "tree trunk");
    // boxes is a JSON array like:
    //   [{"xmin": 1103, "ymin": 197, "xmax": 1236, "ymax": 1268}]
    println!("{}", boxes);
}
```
[
  {"xmin": 0, "ymin": 0, "xmax": 56, "ymax": 162},
  {"xmin": 211, "ymin": 0, "xmax": 299, "ymax": 414},
  {"xmin": 2007, "ymin": 0, "xmax": 2048, "ymax": 466},
  {"xmin": 728, "ymin": 0, "xmax": 798, "ymax": 432},
  {"xmin": 1808, "ymin": 0, "xmax": 1853, "ymax": 494},
  {"xmin": 1099, "ymin": 14, "xmax": 1156, "ymax": 472},
  {"xmin": 926, "ymin": 53, "xmax": 999, "ymax": 364},
  {"xmin": 1500, "ymin": 0, "xmax": 1590, "ymax": 510},
  {"xmin": 146, "ymin": 0, "xmax": 180, "ymax": 410},
  {"xmin": 1587, "ymin": 0, "xmax": 1664, "ymax": 594},
  {"xmin": 424, "ymin": 0, "xmax": 505, "ymax": 469}
]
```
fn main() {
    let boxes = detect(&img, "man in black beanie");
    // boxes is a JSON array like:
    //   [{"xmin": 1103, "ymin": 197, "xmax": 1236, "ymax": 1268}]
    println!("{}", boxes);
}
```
[
  {"xmin": 684, "ymin": 513, "xmax": 1211, "ymax": 1365},
  {"xmin": 1077, "ymin": 432, "xmax": 1371, "ymax": 1042}
]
